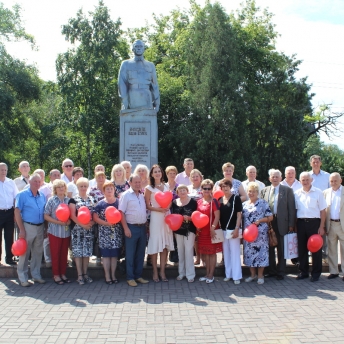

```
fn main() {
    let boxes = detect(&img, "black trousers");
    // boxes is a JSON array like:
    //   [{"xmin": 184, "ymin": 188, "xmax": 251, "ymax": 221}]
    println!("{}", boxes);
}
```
[
  {"xmin": 0, "ymin": 208, "xmax": 15, "ymax": 261},
  {"xmin": 268, "ymin": 216, "xmax": 286, "ymax": 275},
  {"xmin": 297, "ymin": 218, "xmax": 322, "ymax": 278}
]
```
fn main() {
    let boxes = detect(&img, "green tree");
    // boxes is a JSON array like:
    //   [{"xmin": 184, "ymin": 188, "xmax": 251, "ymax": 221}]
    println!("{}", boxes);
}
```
[{"xmin": 56, "ymin": 0, "xmax": 128, "ymax": 177}]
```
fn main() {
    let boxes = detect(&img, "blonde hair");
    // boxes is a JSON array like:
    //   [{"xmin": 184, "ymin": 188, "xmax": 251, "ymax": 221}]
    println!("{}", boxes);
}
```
[
  {"xmin": 222, "ymin": 162, "xmax": 235, "ymax": 172},
  {"xmin": 76, "ymin": 177, "xmax": 89, "ymax": 187},
  {"xmin": 111, "ymin": 164, "xmax": 126, "ymax": 183},
  {"xmin": 190, "ymin": 169, "xmax": 203, "ymax": 180},
  {"xmin": 165, "ymin": 165, "xmax": 178, "ymax": 175},
  {"xmin": 52, "ymin": 179, "xmax": 67, "ymax": 196},
  {"xmin": 95, "ymin": 171, "xmax": 106, "ymax": 179},
  {"xmin": 247, "ymin": 182, "xmax": 259, "ymax": 193},
  {"xmin": 133, "ymin": 164, "xmax": 149, "ymax": 178}
]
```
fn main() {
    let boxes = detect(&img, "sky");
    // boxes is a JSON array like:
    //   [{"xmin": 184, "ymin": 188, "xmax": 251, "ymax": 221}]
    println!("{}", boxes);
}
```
[{"xmin": 2, "ymin": 0, "xmax": 344, "ymax": 148}]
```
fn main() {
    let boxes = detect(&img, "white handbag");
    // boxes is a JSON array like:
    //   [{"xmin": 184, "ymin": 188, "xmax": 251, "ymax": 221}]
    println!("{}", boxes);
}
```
[
  {"xmin": 220, "ymin": 196, "xmax": 236, "ymax": 240},
  {"xmin": 210, "ymin": 200, "xmax": 224, "ymax": 244}
]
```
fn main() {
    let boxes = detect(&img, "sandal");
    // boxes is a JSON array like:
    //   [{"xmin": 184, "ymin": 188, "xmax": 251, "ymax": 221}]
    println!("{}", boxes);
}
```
[
  {"xmin": 53, "ymin": 277, "xmax": 64, "ymax": 285},
  {"xmin": 206, "ymin": 277, "xmax": 214, "ymax": 284},
  {"xmin": 159, "ymin": 274, "xmax": 168, "ymax": 282},
  {"xmin": 83, "ymin": 274, "xmax": 93, "ymax": 283},
  {"xmin": 105, "ymin": 280, "xmax": 113, "ymax": 285},
  {"xmin": 61, "ymin": 277, "xmax": 71, "ymax": 283},
  {"xmin": 176, "ymin": 275, "xmax": 184, "ymax": 281},
  {"xmin": 112, "ymin": 279, "xmax": 119, "ymax": 284},
  {"xmin": 152, "ymin": 275, "xmax": 160, "ymax": 283},
  {"xmin": 188, "ymin": 278, "xmax": 194, "ymax": 283},
  {"xmin": 77, "ymin": 275, "xmax": 84, "ymax": 285}
]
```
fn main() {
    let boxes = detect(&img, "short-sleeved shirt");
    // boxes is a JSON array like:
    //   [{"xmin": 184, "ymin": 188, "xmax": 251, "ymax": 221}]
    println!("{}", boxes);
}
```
[
  {"xmin": 118, "ymin": 188, "xmax": 146, "ymax": 224},
  {"xmin": 44, "ymin": 195, "xmax": 71, "ymax": 238},
  {"xmin": 294, "ymin": 186, "xmax": 327, "ymax": 218},
  {"xmin": 67, "ymin": 182, "xmax": 78, "ymax": 198},
  {"xmin": 219, "ymin": 195, "xmax": 243, "ymax": 229},
  {"xmin": 15, "ymin": 188, "xmax": 46, "ymax": 224},
  {"xmin": 281, "ymin": 179, "xmax": 302, "ymax": 193},
  {"xmin": 0, "ymin": 177, "xmax": 18, "ymax": 209},
  {"xmin": 171, "ymin": 198, "xmax": 197, "ymax": 236},
  {"xmin": 14, "ymin": 176, "xmax": 29, "ymax": 192},
  {"xmin": 242, "ymin": 179, "xmax": 265, "ymax": 196}
]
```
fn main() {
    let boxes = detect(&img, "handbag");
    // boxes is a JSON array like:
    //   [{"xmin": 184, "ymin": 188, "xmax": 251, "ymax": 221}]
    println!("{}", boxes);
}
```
[
  {"xmin": 268, "ymin": 222, "xmax": 278, "ymax": 247},
  {"xmin": 210, "ymin": 200, "xmax": 224, "ymax": 244}
]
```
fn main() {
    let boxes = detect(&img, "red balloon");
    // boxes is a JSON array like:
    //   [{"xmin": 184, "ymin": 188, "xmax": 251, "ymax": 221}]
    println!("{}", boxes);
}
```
[
  {"xmin": 307, "ymin": 234, "xmax": 323, "ymax": 253},
  {"xmin": 56, "ymin": 203, "xmax": 70, "ymax": 222},
  {"xmin": 78, "ymin": 206, "xmax": 91, "ymax": 225},
  {"xmin": 191, "ymin": 211, "xmax": 209, "ymax": 228},
  {"xmin": 105, "ymin": 206, "xmax": 122, "ymax": 224},
  {"xmin": 213, "ymin": 189, "xmax": 224, "ymax": 200},
  {"xmin": 165, "ymin": 214, "xmax": 183, "ymax": 231},
  {"xmin": 243, "ymin": 224, "xmax": 258, "ymax": 242},
  {"xmin": 154, "ymin": 191, "xmax": 173, "ymax": 208},
  {"xmin": 11, "ymin": 238, "xmax": 27, "ymax": 256}
]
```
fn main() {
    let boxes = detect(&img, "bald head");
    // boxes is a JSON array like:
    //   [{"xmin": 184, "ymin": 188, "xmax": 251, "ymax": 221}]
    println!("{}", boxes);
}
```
[{"xmin": 330, "ymin": 172, "xmax": 342, "ymax": 191}]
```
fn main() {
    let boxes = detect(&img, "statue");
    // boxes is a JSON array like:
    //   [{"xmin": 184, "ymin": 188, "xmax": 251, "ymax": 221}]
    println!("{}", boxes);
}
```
[{"xmin": 118, "ymin": 40, "xmax": 160, "ymax": 113}]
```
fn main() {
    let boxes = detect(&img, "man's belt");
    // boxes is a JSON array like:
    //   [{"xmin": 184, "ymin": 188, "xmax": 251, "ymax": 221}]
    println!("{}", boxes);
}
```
[
  {"xmin": 128, "ymin": 223, "xmax": 146, "ymax": 227},
  {"xmin": 330, "ymin": 219, "xmax": 340, "ymax": 222},
  {"xmin": 129, "ymin": 84, "xmax": 150, "ymax": 89},
  {"xmin": 0, "ymin": 207, "xmax": 14, "ymax": 212},
  {"xmin": 297, "ymin": 218, "xmax": 320, "ymax": 222},
  {"xmin": 24, "ymin": 222, "xmax": 44, "ymax": 226}
]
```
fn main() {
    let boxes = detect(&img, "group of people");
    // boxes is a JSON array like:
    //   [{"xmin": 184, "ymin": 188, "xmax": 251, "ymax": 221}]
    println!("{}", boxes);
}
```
[{"xmin": 0, "ymin": 154, "xmax": 343, "ymax": 288}]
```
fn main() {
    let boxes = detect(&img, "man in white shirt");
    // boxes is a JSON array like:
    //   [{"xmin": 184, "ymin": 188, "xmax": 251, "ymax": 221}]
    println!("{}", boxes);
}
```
[
  {"xmin": 0, "ymin": 163, "xmax": 19, "ymax": 265},
  {"xmin": 323, "ymin": 173, "xmax": 344, "ymax": 280},
  {"xmin": 294, "ymin": 172, "xmax": 327, "ymax": 282},
  {"xmin": 14, "ymin": 161, "xmax": 30, "ymax": 191},
  {"xmin": 242, "ymin": 165, "xmax": 265, "ymax": 195},
  {"xmin": 88, "ymin": 165, "xmax": 108, "ymax": 189},
  {"xmin": 119, "ymin": 174, "xmax": 149, "ymax": 287},
  {"xmin": 60, "ymin": 159, "xmax": 74, "ymax": 184},
  {"xmin": 309, "ymin": 155, "xmax": 330, "ymax": 191},
  {"xmin": 175, "ymin": 158, "xmax": 194, "ymax": 186},
  {"xmin": 281, "ymin": 166, "xmax": 302, "ymax": 192}
]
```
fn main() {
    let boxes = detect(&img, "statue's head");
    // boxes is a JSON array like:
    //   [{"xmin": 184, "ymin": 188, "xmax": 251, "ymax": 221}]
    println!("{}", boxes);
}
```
[{"xmin": 132, "ymin": 40, "xmax": 145, "ymax": 56}]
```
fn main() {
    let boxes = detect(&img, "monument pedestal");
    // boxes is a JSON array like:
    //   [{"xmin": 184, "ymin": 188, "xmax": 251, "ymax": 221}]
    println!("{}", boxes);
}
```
[{"xmin": 119, "ymin": 109, "xmax": 158, "ymax": 170}]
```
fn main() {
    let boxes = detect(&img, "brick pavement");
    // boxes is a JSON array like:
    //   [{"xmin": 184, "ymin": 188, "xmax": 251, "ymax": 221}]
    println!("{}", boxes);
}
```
[{"xmin": 1, "ymin": 273, "xmax": 344, "ymax": 344}]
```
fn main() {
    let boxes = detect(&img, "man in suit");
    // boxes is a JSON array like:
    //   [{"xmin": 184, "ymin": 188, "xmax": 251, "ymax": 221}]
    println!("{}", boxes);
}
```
[
  {"xmin": 323, "ymin": 172, "xmax": 344, "ymax": 280},
  {"xmin": 261, "ymin": 169, "xmax": 296, "ymax": 280}
]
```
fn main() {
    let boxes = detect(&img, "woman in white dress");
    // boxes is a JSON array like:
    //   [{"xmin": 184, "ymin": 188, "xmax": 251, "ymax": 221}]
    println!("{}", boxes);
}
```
[{"xmin": 145, "ymin": 164, "xmax": 174, "ymax": 282}]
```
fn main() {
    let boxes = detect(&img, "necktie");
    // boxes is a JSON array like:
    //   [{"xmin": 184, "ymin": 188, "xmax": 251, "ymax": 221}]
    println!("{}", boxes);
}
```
[{"xmin": 269, "ymin": 187, "xmax": 275, "ymax": 213}]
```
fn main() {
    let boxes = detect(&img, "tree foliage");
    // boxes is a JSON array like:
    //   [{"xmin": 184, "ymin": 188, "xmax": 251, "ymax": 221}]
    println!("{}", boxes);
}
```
[{"xmin": 56, "ymin": 0, "xmax": 129, "ymax": 177}]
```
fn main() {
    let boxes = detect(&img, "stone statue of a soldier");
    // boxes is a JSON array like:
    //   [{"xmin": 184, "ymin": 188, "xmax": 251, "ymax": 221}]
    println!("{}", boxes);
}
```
[{"xmin": 118, "ymin": 40, "xmax": 160, "ymax": 113}]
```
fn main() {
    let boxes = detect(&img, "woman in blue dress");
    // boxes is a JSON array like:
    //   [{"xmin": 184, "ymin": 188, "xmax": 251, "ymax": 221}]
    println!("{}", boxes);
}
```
[
  {"xmin": 242, "ymin": 182, "xmax": 273, "ymax": 285},
  {"xmin": 94, "ymin": 182, "xmax": 123, "ymax": 284}
]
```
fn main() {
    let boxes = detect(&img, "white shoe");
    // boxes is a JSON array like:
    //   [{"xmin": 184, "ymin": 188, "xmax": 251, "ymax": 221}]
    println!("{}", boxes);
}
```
[
  {"xmin": 223, "ymin": 277, "xmax": 230, "ymax": 282},
  {"xmin": 199, "ymin": 276, "xmax": 207, "ymax": 282},
  {"xmin": 234, "ymin": 280, "xmax": 240, "ymax": 285},
  {"xmin": 245, "ymin": 275, "xmax": 257, "ymax": 282},
  {"xmin": 257, "ymin": 278, "xmax": 264, "ymax": 285}
]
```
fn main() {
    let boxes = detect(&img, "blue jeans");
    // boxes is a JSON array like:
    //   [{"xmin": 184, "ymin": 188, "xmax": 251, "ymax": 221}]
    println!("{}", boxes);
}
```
[{"xmin": 125, "ymin": 224, "xmax": 146, "ymax": 280}]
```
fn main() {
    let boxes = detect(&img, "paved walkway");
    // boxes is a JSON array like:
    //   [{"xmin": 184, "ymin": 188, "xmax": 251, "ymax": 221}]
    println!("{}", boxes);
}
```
[{"xmin": 1, "ymin": 272, "xmax": 344, "ymax": 343}]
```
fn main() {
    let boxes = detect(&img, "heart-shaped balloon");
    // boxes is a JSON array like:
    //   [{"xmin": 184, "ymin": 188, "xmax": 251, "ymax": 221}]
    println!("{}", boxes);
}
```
[
  {"xmin": 243, "ymin": 224, "xmax": 258, "ymax": 242},
  {"xmin": 154, "ymin": 191, "xmax": 173, "ymax": 208},
  {"xmin": 105, "ymin": 206, "xmax": 122, "ymax": 224},
  {"xmin": 213, "ymin": 189, "xmax": 224, "ymax": 200},
  {"xmin": 56, "ymin": 203, "xmax": 70, "ymax": 222},
  {"xmin": 191, "ymin": 211, "xmax": 209, "ymax": 228},
  {"xmin": 307, "ymin": 234, "xmax": 323, "ymax": 253},
  {"xmin": 11, "ymin": 238, "xmax": 27, "ymax": 256},
  {"xmin": 78, "ymin": 206, "xmax": 91, "ymax": 225},
  {"xmin": 165, "ymin": 214, "xmax": 183, "ymax": 231}
]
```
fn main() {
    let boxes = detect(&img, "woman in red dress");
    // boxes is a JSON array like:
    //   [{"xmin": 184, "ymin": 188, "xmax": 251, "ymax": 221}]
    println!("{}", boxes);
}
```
[{"xmin": 197, "ymin": 179, "xmax": 222, "ymax": 283}]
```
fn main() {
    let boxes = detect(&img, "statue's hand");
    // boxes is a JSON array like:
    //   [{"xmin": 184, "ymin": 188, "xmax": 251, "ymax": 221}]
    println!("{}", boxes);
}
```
[{"xmin": 122, "ymin": 98, "xmax": 129, "ymax": 109}]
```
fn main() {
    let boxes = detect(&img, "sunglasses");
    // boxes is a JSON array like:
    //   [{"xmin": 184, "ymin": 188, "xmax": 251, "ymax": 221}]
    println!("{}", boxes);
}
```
[
  {"xmin": 64, "ymin": 165, "xmax": 73, "ymax": 168},
  {"xmin": 202, "ymin": 187, "xmax": 212, "ymax": 191}
]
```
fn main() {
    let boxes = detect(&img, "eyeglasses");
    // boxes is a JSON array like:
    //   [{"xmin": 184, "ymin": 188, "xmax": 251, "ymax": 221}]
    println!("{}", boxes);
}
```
[
  {"xmin": 202, "ymin": 187, "xmax": 212, "ymax": 191},
  {"xmin": 64, "ymin": 165, "xmax": 73, "ymax": 168}
]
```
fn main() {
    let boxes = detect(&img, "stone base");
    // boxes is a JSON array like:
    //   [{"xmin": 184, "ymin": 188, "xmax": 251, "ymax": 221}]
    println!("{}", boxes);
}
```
[{"xmin": 119, "ymin": 109, "xmax": 158, "ymax": 170}]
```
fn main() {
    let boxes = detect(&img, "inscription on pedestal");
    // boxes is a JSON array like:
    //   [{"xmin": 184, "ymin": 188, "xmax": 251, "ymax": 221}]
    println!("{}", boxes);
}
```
[{"xmin": 124, "ymin": 122, "xmax": 151, "ymax": 165}]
